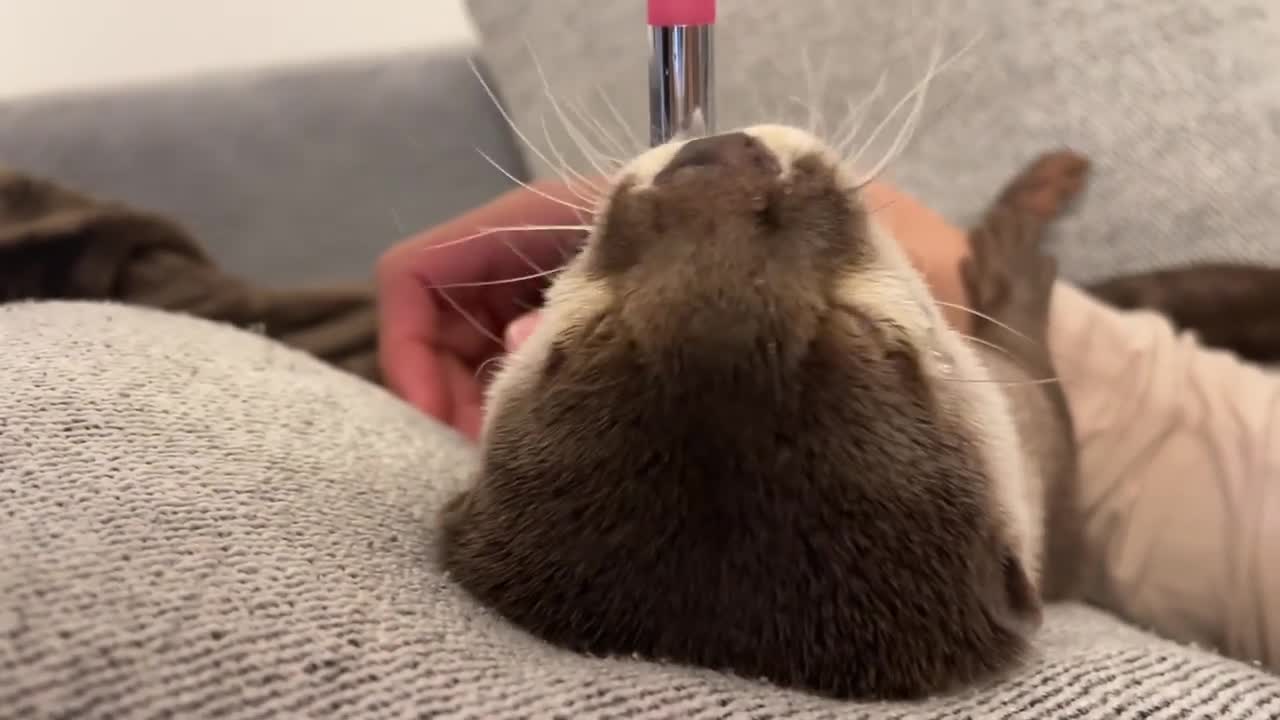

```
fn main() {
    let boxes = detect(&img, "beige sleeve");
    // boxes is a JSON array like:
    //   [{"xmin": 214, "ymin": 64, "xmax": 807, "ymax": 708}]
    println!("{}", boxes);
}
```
[{"xmin": 1048, "ymin": 282, "xmax": 1280, "ymax": 670}]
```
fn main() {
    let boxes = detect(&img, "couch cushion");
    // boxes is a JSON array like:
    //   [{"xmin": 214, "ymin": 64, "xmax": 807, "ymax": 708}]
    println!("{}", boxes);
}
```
[
  {"xmin": 0, "ymin": 49, "xmax": 528, "ymax": 286},
  {"xmin": 465, "ymin": 0, "xmax": 1280, "ymax": 284},
  {"xmin": 1, "ymin": 300, "xmax": 1278, "ymax": 718}
]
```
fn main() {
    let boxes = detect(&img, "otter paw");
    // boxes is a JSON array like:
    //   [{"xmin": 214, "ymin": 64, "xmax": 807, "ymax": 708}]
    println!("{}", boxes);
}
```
[
  {"xmin": 994, "ymin": 149, "xmax": 1090, "ymax": 223},
  {"xmin": 962, "ymin": 206, "xmax": 1058, "ymax": 340}
]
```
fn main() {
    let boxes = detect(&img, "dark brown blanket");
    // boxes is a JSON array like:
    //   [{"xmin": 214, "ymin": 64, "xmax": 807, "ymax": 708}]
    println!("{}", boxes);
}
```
[
  {"xmin": 0, "ymin": 168, "xmax": 380, "ymax": 384},
  {"xmin": 1086, "ymin": 265, "xmax": 1280, "ymax": 365}
]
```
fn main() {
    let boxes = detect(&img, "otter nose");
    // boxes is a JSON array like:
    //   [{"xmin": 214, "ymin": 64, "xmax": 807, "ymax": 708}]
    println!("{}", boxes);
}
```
[{"xmin": 653, "ymin": 131, "xmax": 780, "ymax": 184}]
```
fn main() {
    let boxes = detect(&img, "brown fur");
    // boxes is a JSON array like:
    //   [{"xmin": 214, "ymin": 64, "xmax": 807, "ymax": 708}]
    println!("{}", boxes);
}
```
[
  {"xmin": 439, "ymin": 131, "xmax": 1082, "ymax": 701},
  {"xmin": 991, "ymin": 148, "xmax": 1280, "ymax": 365},
  {"xmin": 966, "ymin": 151, "xmax": 1087, "ymax": 602}
]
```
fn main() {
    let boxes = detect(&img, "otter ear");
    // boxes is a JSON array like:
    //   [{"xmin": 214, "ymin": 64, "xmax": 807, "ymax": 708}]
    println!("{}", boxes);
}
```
[{"xmin": 984, "ymin": 547, "xmax": 1044, "ymax": 637}]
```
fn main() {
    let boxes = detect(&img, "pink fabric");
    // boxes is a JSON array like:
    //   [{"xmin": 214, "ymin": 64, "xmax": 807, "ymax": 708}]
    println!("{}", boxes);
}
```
[{"xmin": 1049, "ymin": 282, "xmax": 1280, "ymax": 671}]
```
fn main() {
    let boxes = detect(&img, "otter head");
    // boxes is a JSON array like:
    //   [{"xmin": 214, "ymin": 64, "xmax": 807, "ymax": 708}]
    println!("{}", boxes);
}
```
[{"xmin": 440, "ymin": 124, "xmax": 1044, "ymax": 700}]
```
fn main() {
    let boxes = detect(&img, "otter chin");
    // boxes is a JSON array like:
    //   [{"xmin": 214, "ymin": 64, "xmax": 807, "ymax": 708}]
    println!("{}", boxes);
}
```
[{"xmin": 438, "ymin": 124, "xmax": 1077, "ymax": 701}]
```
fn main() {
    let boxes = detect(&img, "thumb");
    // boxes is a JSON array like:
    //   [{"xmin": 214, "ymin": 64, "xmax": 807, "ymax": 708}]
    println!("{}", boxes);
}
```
[{"xmin": 504, "ymin": 310, "xmax": 543, "ymax": 351}]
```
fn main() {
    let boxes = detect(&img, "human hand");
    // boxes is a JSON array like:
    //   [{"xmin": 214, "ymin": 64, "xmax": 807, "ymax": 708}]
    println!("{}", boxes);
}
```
[{"xmin": 375, "ymin": 179, "xmax": 592, "ymax": 440}]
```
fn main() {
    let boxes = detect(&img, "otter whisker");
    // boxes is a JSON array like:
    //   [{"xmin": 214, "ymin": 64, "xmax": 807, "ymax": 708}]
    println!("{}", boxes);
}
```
[
  {"xmin": 747, "ymin": 77, "xmax": 784, "ymax": 127},
  {"xmin": 858, "ymin": 80, "xmax": 929, "ymax": 186},
  {"xmin": 502, "ymin": 237, "xmax": 562, "ymax": 277},
  {"xmin": 870, "ymin": 197, "xmax": 901, "ymax": 213},
  {"xmin": 559, "ymin": 95, "xmax": 625, "ymax": 170},
  {"xmin": 475, "ymin": 147, "xmax": 597, "ymax": 214},
  {"xmin": 799, "ymin": 45, "xmax": 817, "ymax": 134},
  {"xmin": 952, "ymin": 333, "xmax": 1061, "ymax": 385},
  {"xmin": 468, "ymin": 48, "xmax": 608, "ymax": 199},
  {"xmin": 831, "ymin": 98, "xmax": 862, "ymax": 156},
  {"xmin": 425, "ymin": 224, "xmax": 591, "ymax": 252},
  {"xmin": 831, "ymin": 71, "xmax": 888, "ymax": 159},
  {"xmin": 957, "ymin": 332, "xmax": 1020, "ymax": 363},
  {"xmin": 522, "ymin": 112, "xmax": 601, "ymax": 202},
  {"xmin": 475, "ymin": 354, "xmax": 507, "ymax": 381},
  {"xmin": 871, "ymin": 29, "xmax": 988, "ymax": 183},
  {"xmin": 534, "ymin": 86, "xmax": 613, "ymax": 179},
  {"xmin": 853, "ymin": 22, "xmax": 948, "ymax": 185},
  {"xmin": 527, "ymin": 47, "xmax": 623, "ymax": 179},
  {"xmin": 850, "ymin": 28, "xmax": 984, "ymax": 186},
  {"xmin": 933, "ymin": 300, "xmax": 1040, "ymax": 350},
  {"xmin": 786, "ymin": 95, "xmax": 816, "ymax": 129},
  {"xmin": 568, "ymin": 96, "xmax": 632, "ymax": 163},
  {"xmin": 402, "ymin": 126, "xmax": 585, "ymax": 211},
  {"xmin": 468, "ymin": 56, "xmax": 596, "ymax": 194},
  {"xmin": 846, "ymin": 61, "xmax": 933, "ymax": 178},
  {"xmin": 538, "ymin": 113, "xmax": 607, "ymax": 205},
  {"xmin": 387, "ymin": 205, "xmax": 408, "ymax": 236},
  {"xmin": 536, "ymin": 106, "xmax": 607, "ymax": 188},
  {"xmin": 897, "ymin": 37, "xmax": 990, "ymax": 155},
  {"xmin": 427, "ymin": 267, "xmax": 565, "ymax": 290},
  {"xmin": 800, "ymin": 45, "xmax": 828, "ymax": 136},
  {"xmin": 596, "ymin": 87, "xmax": 642, "ymax": 155},
  {"xmin": 812, "ymin": 50, "xmax": 838, "ymax": 138},
  {"xmin": 940, "ymin": 376, "xmax": 1062, "ymax": 387},
  {"xmin": 405, "ymin": 122, "xmax": 591, "ymax": 219},
  {"xmin": 423, "ymin": 278, "xmax": 503, "ymax": 347}
]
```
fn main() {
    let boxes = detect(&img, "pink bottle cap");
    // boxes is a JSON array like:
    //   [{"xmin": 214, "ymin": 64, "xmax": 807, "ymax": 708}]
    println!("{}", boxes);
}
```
[{"xmin": 647, "ymin": 0, "xmax": 716, "ymax": 26}]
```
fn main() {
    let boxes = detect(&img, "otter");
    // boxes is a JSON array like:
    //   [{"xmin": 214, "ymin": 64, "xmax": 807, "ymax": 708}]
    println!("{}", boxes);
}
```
[
  {"xmin": 438, "ymin": 125, "xmax": 1084, "ymax": 701},
  {"xmin": 1086, "ymin": 264, "xmax": 1280, "ymax": 365}
]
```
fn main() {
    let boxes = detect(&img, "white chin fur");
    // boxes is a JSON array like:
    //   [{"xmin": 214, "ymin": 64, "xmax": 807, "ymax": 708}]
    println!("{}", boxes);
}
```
[
  {"xmin": 862, "ymin": 218, "xmax": 1041, "ymax": 582},
  {"xmin": 480, "ymin": 266, "xmax": 608, "ymax": 442}
]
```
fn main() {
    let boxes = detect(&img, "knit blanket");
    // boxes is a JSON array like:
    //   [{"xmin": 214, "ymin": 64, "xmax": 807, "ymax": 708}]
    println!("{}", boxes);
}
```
[{"xmin": 2, "ymin": 300, "xmax": 1277, "ymax": 718}]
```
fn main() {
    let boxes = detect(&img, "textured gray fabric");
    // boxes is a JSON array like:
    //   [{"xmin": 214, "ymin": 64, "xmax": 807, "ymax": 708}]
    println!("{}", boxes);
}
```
[
  {"xmin": 465, "ymin": 0, "xmax": 1280, "ymax": 284},
  {"xmin": 0, "ymin": 49, "xmax": 528, "ymax": 286},
  {"xmin": 2, "ymin": 300, "xmax": 1279, "ymax": 718}
]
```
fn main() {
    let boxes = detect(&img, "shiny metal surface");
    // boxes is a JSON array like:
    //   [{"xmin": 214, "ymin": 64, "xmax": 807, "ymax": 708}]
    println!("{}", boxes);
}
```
[{"xmin": 648, "ymin": 24, "xmax": 714, "ymax": 146}]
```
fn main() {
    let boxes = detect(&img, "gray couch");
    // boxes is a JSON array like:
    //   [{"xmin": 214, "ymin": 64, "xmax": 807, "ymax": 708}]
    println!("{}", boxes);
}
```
[
  {"xmin": 3, "ymin": 2, "xmax": 1280, "ymax": 718},
  {"xmin": 0, "ymin": 47, "xmax": 526, "ymax": 287}
]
